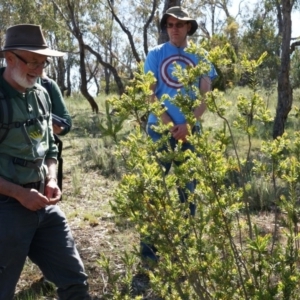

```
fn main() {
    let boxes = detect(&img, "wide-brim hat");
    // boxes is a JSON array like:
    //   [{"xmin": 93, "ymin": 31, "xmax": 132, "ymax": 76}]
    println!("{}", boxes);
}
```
[
  {"xmin": 160, "ymin": 6, "xmax": 198, "ymax": 36},
  {"xmin": 0, "ymin": 24, "xmax": 65, "ymax": 57}
]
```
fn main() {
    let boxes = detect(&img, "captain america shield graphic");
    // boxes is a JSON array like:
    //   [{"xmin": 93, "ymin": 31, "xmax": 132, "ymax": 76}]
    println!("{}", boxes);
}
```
[{"xmin": 161, "ymin": 54, "xmax": 195, "ymax": 89}]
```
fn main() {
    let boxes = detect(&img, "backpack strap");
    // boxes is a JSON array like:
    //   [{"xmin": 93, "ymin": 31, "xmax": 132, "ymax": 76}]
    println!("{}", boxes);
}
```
[
  {"xmin": 0, "ymin": 87, "xmax": 13, "ymax": 144},
  {"xmin": 54, "ymin": 134, "xmax": 63, "ymax": 191},
  {"xmin": 41, "ymin": 77, "xmax": 53, "ymax": 99}
]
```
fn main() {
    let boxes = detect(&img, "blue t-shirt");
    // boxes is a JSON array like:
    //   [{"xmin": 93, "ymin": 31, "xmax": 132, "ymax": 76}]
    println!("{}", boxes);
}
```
[{"xmin": 144, "ymin": 42, "xmax": 217, "ymax": 124}]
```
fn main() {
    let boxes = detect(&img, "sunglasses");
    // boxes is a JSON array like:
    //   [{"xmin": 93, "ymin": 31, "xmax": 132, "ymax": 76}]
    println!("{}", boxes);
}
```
[{"xmin": 166, "ymin": 22, "xmax": 188, "ymax": 29}]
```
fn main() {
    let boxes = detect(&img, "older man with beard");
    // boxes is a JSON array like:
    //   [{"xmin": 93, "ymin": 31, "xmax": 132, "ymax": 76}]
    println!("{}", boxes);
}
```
[{"xmin": 0, "ymin": 24, "xmax": 90, "ymax": 300}]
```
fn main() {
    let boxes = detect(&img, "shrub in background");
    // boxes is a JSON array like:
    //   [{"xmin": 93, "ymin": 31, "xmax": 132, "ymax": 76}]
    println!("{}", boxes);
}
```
[{"xmin": 97, "ymin": 43, "xmax": 300, "ymax": 299}]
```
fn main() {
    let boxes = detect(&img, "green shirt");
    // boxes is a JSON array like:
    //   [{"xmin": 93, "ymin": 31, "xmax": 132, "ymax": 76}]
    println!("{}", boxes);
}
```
[
  {"xmin": 0, "ymin": 68, "xmax": 58, "ymax": 184},
  {"xmin": 38, "ymin": 77, "xmax": 72, "ymax": 136}
]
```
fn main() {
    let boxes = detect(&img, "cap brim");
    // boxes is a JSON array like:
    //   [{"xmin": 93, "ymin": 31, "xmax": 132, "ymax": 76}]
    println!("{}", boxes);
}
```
[{"xmin": 0, "ymin": 47, "xmax": 65, "ymax": 57}]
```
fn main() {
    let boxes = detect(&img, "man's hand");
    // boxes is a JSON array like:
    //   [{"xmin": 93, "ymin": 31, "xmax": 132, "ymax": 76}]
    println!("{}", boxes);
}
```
[
  {"xmin": 44, "ymin": 158, "xmax": 61, "ymax": 202},
  {"xmin": 53, "ymin": 124, "xmax": 64, "ymax": 134},
  {"xmin": 170, "ymin": 123, "xmax": 189, "ymax": 142},
  {"xmin": 44, "ymin": 178, "xmax": 62, "ymax": 203},
  {"xmin": 17, "ymin": 187, "xmax": 60, "ymax": 211}
]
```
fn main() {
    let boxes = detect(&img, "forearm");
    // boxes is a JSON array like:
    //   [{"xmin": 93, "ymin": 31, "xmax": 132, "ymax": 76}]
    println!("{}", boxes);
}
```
[
  {"xmin": 193, "ymin": 76, "xmax": 212, "ymax": 121},
  {"xmin": 45, "ymin": 158, "xmax": 61, "ymax": 200},
  {"xmin": 0, "ymin": 176, "xmax": 23, "ymax": 199},
  {"xmin": 161, "ymin": 111, "xmax": 174, "ymax": 125},
  {"xmin": 149, "ymin": 85, "xmax": 174, "ymax": 125},
  {"xmin": 46, "ymin": 158, "xmax": 57, "ymax": 180},
  {"xmin": 193, "ymin": 101, "xmax": 207, "ymax": 120}
]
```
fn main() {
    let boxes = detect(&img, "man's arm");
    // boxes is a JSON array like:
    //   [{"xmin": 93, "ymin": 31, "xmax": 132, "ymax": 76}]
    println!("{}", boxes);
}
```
[
  {"xmin": 171, "ymin": 76, "xmax": 212, "ymax": 141},
  {"xmin": 149, "ymin": 83, "xmax": 174, "ymax": 126},
  {"xmin": 0, "ymin": 177, "xmax": 25, "ymax": 202},
  {"xmin": 193, "ymin": 76, "xmax": 211, "ymax": 120},
  {"xmin": 44, "ymin": 158, "xmax": 61, "ymax": 201}
]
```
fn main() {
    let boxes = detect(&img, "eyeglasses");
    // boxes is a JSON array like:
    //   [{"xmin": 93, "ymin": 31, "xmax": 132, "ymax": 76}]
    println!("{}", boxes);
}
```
[
  {"xmin": 11, "ymin": 52, "xmax": 50, "ymax": 70},
  {"xmin": 166, "ymin": 22, "xmax": 188, "ymax": 29}
]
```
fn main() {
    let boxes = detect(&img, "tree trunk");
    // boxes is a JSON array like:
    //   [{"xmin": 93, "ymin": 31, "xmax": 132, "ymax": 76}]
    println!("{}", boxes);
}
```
[
  {"xmin": 84, "ymin": 44, "xmax": 125, "ymax": 95},
  {"xmin": 104, "ymin": 67, "xmax": 110, "ymax": 95},
  {"xmin": 64, "ymin": 0, "xmax": 99, "ymax": 112},
  {"xmin": 57, "ymin": 56, "xmax": 66, "ymax": 93},
  {"xmin": 273, "ymin": 0, "xmax": 293, "ymax": 138},
  {"xmin": 211, "ymin": 4, "xmax": 215, "ymax": 35},
  {"xmin": 94, "ymin": 76, "xmax": 100, "ymax": 96},
  {"xmin": 78, "ymin": 42, "xmax": 99, "ymax": 113},
  {"xmin": 66, "ymin": 60, "xmax": 71, "ymax": 97},
  {"xmin": 105, "ymin": 0, "xmax": 113, "ymax": 95}
]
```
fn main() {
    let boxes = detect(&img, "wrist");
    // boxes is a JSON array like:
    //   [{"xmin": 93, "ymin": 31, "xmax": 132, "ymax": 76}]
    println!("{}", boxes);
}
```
[{"xmin": 46, "ymin": 176, "xmax": 57, "ymax": 183}]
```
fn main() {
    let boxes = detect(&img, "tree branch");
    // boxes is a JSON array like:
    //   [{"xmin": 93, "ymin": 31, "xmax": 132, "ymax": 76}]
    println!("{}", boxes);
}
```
[{"xmin": 106, "ymin": 0, "xmax": 141, "ymax": 63}]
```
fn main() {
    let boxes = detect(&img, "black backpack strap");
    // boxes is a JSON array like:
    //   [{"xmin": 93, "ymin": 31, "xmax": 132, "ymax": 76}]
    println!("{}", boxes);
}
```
[
  {"xmin": 0, "ymin": 88, "xmax": 13, "ymax": 144},
  {"xmin": 54, "ymin": 134, "xmax": 63, "ymax": 191},
  {"xmin": 41, "ymin": 77, "xmax": 53, "ymax": 99}
]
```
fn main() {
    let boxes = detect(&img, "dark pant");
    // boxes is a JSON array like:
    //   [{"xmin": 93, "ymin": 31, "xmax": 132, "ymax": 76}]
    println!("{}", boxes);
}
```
[{"xmin": 0, "ymin": 195, "xmax": 89, "ymax": 300}]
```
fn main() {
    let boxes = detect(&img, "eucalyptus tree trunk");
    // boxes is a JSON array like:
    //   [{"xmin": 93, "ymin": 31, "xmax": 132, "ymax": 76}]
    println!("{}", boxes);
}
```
[
  {"xmin": 78, "ymin": 36, "xmax": 99, "ymax": 113},
  {"xmin": 104, "ymin": 57, "xmax": 111, "ymax": 95},
  {"xmin": 273, "ymin": 0, "xmax": 293, "ymax": 138},
  {"xmin": 66, "ymin": 61, "xmax": 71, "ymax": 97},
  {"xmin": 69, "ymin": 7, "xmax": 99, "ymax": 112},
  {"xmin": 104, "ymin": 0, "xmax": 114, "ymax": 95},
  {"xmin": 157, "ymin": 0, "xmax": 181, "ymax": 45},
  {"xmin": 57, "ymin": 56, "xmax": 66, "ymax": 93},
  {"xmin": 52, "ymin": 0, "xmax": 99, "ymax": 112}
]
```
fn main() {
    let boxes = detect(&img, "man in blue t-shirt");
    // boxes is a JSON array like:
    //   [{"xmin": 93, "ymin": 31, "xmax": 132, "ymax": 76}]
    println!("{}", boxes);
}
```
[{"xmin": 142, "ymin": 6, "xmax": 217, "ymax": 262}]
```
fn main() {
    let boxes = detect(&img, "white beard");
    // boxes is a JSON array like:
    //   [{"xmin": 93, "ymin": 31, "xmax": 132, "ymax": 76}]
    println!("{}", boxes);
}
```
[{"xmin": 11, "ymin": 64, "xmax": 38, "ymax": 89}]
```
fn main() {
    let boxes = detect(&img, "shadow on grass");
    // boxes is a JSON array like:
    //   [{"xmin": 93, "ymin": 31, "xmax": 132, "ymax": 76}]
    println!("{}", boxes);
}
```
[{"xmin": 14, "ymin": 277, "xmax": 56, "ymax": 300}]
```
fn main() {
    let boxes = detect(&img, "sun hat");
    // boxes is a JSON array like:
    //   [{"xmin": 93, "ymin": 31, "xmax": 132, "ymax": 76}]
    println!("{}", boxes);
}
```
[
  {"xmin": 160, "ymin": 6, "xmax": 198, "ymax": 36},
  {"xmin": 0, "ymin": 24, "xmax": 65, "ymax": 57}
]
